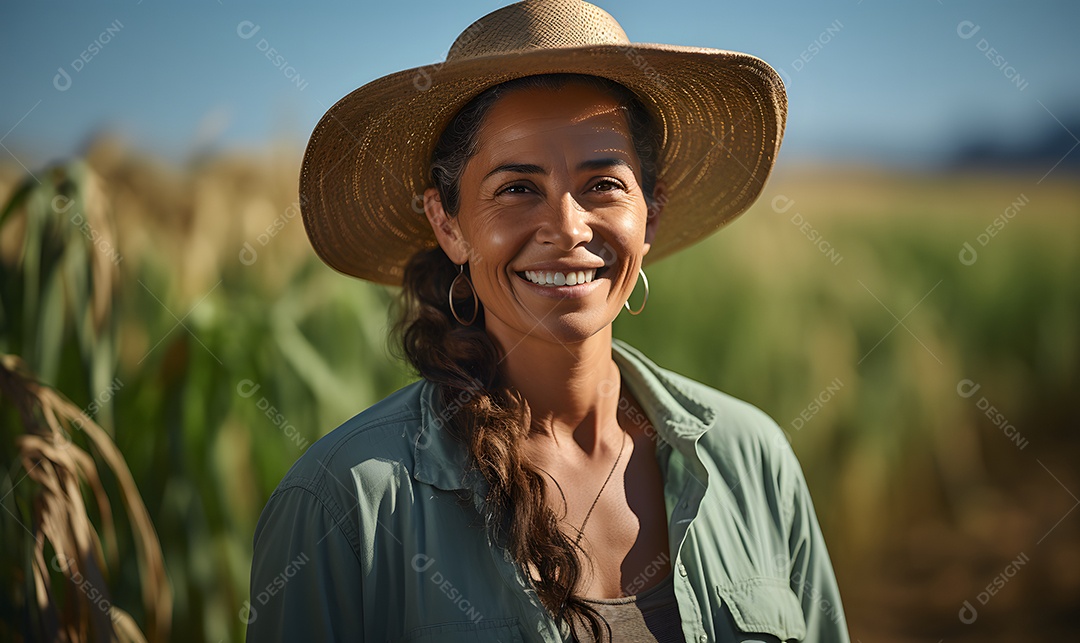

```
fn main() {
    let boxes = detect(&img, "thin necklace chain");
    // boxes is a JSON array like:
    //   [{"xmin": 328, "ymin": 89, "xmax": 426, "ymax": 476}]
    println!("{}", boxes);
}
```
[{"xmin": 572, "ymin": 425, "xmax": 628, "ymax": 550}]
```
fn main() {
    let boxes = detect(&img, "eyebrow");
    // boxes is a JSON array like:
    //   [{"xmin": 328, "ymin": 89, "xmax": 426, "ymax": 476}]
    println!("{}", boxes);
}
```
[{"xmin": 483, "ymin": 158, "xmax": 632, "ymax": 181}]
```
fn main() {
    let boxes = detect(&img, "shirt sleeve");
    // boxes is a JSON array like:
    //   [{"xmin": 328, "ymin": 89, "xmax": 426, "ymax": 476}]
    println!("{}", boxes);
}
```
[
  {"xmin": 246, "ymin": 481, "xmax": 365, "ymax": 642},
  {"xmin": 784, "ymin": 449, "xmax": 850, "ymax": 643}
]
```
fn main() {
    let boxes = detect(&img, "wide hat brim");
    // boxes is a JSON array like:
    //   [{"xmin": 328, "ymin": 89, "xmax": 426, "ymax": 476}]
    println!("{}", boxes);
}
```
[{"xmin": 301, "ymin": 17, "xmax": 786, "ymax": 285}]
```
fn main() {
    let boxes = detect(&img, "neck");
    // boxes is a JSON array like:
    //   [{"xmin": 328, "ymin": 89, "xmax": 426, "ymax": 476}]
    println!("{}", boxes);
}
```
[{"xmin": 487, "ymin": 322, "xmax": 622, "ymax": 455}]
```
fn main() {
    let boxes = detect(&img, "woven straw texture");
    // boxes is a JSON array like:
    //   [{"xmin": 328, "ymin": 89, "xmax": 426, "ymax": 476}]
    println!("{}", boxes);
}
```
[{"xmin": 300, "ymin": 0, "xmax": 787, "ymax": 284}]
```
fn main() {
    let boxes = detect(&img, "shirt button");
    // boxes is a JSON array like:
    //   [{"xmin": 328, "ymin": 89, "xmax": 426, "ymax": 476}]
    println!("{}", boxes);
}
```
[
  {"xmin": 678, "ymin": 562, "xmax": 688, "ymax": 577},
  {"xmin": 698, "ymin": 635, "xmax": 707, "ymax": 643}
]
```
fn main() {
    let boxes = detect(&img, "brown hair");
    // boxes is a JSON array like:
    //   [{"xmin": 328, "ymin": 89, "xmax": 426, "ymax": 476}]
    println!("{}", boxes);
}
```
[{"xmin": 392, "ymin": 74, "xmax": 661, "ymax": 641}]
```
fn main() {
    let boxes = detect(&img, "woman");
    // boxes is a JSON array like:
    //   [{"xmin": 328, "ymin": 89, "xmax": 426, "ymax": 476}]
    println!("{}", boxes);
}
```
[{"xmin": 247, "ymin": 1, "xmax": 849, "ymax": 641}]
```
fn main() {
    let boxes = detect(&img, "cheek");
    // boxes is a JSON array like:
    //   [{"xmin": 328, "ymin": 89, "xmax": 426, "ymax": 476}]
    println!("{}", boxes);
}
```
[
  {"xmin": 486, "ymin": 227, "xmax": 518, "ymax": 258},
  {"xmin": 459, "ymin": 216, "xmax": 527, "ymax": 299},
  {"xmin": 625, "ymin": 212, "xmax": 648, "ymax": 240},
  {"xmin": 608, "ymin": 208, "xmax": 650, "ymax": 252},
  {"xmin": 465, "ymin": 222, "xmax": 521, "ymax": 269}
]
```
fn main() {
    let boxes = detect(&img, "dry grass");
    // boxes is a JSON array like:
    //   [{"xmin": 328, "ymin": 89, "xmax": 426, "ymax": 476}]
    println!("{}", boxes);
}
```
[{"xmin": 1, "ymin": 354, "xmax": 170, "ymax": 642}]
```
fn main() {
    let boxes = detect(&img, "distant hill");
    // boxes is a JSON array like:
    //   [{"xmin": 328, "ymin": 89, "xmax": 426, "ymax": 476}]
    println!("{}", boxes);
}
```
[{"xmin": 950, "ymin": 112, "xmax": 1080, "ymax": 172}]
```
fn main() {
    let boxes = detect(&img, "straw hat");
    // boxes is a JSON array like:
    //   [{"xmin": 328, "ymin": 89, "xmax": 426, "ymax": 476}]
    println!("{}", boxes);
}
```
[{"xmin": 300, "ymin": 0, "xmax": 787, "ymax": 285}]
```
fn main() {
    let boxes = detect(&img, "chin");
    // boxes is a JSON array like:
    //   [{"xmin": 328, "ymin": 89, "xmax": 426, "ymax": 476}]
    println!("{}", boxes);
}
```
[{"xmin": 525, "ymin": 311, "xmax": 616, "ymax": 345}]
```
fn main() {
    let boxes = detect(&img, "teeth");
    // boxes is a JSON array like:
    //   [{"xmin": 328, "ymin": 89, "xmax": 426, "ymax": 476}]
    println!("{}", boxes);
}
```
[{"xmin": 523, "ymin": 269, "xmax": 597, "ymax": 287}]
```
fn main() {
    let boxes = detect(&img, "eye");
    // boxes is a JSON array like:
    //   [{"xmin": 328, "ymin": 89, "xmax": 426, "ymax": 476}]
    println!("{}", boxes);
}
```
[
  {"xmin": 496, "ymin": 183, "xmax": 534, "ymax": 196},
  {"xmin": 590, "ymin": 178, "xmax": 626, "ymax": 193}
]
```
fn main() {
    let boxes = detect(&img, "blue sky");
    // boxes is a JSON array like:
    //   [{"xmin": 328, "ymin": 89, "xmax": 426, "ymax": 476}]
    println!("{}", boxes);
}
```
[{"xmin": 2, "ymin": 0, "xmax": 1077, "ymax": 170}]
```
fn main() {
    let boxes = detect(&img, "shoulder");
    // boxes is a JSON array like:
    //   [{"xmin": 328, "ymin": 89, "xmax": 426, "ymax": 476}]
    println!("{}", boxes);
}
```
[
  {"xmin": 688, "ymin": 376, "xmax": 792, "ymax": 466},
  {"xmin": 668, "ymin": 365, "xmax": 806, "ymax": 527},
  {"xmin": 259, "ymin": 379, "xmax": 429, "ymax": 530},
  {"xmin": 288, "ymin": 379, "xmax": 425, "ymax": 479},
  {"xmin": 617, "ymin": 339, "xmax": 790, "ymax": 458},
  {"xmin": 680, "ymin": 372, "xmax": 794, "ymax": 475},
  {"xmin": 617, "ymin": 340, "xmax": 801, "ymax": 514}
]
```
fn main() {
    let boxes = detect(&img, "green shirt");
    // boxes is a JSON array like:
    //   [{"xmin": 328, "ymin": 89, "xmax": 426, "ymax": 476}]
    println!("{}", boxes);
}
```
[{"xmin": 246, "ymin": 339, "xmax": 850, "ymax": 642}]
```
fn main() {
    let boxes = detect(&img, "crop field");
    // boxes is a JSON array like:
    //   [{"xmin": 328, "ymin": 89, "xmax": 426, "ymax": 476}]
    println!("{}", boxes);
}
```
[{"xmin": 1, "ymin": 139, "xmax": 1077, "ymax": 641}]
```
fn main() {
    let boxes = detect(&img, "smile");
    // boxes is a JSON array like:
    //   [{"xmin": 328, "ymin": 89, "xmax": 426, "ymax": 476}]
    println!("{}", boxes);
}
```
[{"xmin": 519, "ymin": 268, "xmax": 601, "ymax": 287}]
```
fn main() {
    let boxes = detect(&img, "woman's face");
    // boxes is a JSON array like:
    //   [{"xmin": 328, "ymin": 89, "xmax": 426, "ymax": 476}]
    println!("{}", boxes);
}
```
[{"xmin": 427, "ymin": 81, "xmax": 663, "ymax": 348}]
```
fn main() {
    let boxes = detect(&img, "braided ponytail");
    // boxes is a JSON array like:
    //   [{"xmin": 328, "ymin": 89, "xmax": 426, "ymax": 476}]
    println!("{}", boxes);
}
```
[{"xmin": 391, "ymin": 73, "xmax": 660, "ymax": 641}]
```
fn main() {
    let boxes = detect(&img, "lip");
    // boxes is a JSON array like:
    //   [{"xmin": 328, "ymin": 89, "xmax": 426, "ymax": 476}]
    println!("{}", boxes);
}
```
[
  {"xmin": 517, "ymin": 263, "xmax": 606, "ymax": 272},
  {"xmin": 514, "ymin": 267, "xmax": 607, "ymax": 299}
]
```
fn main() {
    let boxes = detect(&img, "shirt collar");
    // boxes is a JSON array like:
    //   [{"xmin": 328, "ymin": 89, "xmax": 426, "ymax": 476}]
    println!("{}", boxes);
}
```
[{"xmin": 412, "ymin": 338, "xmax": 715, "ymax": 492}]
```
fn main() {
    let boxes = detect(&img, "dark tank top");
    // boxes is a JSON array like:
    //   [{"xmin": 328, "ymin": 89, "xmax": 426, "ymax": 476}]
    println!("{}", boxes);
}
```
[{"xmin": 571, "ymin": 571, "xmax": 686, "ymax": 642}]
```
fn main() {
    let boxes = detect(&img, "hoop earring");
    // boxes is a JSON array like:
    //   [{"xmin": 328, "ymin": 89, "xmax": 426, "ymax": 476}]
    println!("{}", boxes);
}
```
[
  {"xmin": 448, "ymin": 264, "xmax": 479, "ymax": 326},
  {"xmin": 623, "ymin": 267, "xmax": 649, "ymax": 315}
]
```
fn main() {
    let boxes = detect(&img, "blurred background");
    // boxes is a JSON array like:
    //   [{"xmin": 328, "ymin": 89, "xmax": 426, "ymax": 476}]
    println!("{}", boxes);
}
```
[{"xmin": 1, "ymin": 1, "xmax": 1077, "ymax": 641}]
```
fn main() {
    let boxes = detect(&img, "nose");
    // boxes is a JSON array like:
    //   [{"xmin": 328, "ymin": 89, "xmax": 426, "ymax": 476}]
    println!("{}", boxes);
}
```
[{"xmin": 535, "ymin": 193, "xmax": 592, "ymax": 250}]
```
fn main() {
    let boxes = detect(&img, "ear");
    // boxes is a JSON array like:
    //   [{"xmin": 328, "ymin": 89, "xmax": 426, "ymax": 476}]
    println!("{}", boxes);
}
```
[
  {"xmin": 641, "ymin": 179, "xmax": 667, "ymax": 256},
  {"xmin": 423, "ymin": 187, "xmax": 470, "ymax": 265}
]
